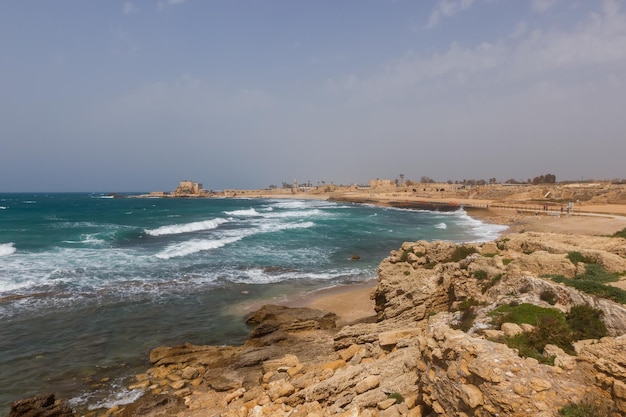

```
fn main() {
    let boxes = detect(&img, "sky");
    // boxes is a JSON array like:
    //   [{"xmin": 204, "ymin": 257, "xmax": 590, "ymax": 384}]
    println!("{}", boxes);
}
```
[{"xmin": 1, "ymin": 0, "xmax": 625, "ymax": 192}]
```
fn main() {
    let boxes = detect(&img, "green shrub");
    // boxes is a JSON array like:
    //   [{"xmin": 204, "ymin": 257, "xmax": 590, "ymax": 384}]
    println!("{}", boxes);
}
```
[
  {"xmin": 454, "ymin": 308, "xmax": 477, "ymax": 332},
  {"xmin": 566, "ymin": 251, "xmax": 595, "ymax": 265},
  {"xmin": 399, "ymin": 250, "xmax": 410, "ymax": 262},
  {"xmin": 577, "ymin": 263, "xmax": 619, "ymax": 283},
  {"xmin": 551, "ymin": 275, "xmax": 626, "ymax": 304},
  {"xmin": 387, "ymin": 392, "xmax": 404, "ymax": 404},
  {"xmin": 481, "ymin": 274, "xmax": 502, "ymax": 293},
  {"xmin": 566, "ymin": 305, "xmax": 607, "ymax": 340},
  {"xmin": 403, "ymin": 270, "xmax": 411, "ymax": 276},
  {"xmin": 473, "ymin": 270, "xmax": 488, "ymax": 280},
  {"xmin": 547, "ymin": 264, "xmax": 626, "ymax": 304},
  {"xmin": 504, "ymin": 333, "xmax": 554, "ymax": 365},
  {"xmin": 490, "ymin": 303, "xmax": 564, "ymax": 327},
  {"xmin": 502, "ymin": 258, "xmax": 513, "ymax": 265},
  {"xmin": 612, "ymin": 227, "xmax": 626, "ymax": 239},
  {"xmin": 447, "ymin": 245, "xmax": 479, "ymax": 262},
  {"xmin": 539, "ymin": 289, "xmax": 557, "ymax": 305},
  {"xmin": 526, "ymin": 315, "xmax": 575, "ymax": 355},
  {"xmin": 560, "ymin": 399, "xmax": 615, "ymax": 417}
]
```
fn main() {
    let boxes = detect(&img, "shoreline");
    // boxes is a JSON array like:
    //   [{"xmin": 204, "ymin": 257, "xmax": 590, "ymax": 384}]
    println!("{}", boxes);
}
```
[{"xmin": 236, "ymin": 201, "xmax": 626, "ymax": 327}]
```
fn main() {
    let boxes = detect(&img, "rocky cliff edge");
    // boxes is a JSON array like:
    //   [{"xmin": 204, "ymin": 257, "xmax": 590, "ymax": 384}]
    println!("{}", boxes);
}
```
[{"xmin": 12, "ymin": 232, "xmax": 626, "ymax": 417}]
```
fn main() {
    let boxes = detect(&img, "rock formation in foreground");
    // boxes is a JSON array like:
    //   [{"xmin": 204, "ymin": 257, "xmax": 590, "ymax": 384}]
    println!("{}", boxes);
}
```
[{"xmin": 14, "ymin": 232, "xmax": 626, "ymax": 417}]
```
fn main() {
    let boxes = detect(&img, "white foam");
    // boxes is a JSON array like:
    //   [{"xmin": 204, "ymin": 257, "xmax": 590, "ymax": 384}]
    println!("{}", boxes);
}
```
[
  {"xmin": 0, "ymin": 243, "xmax": 16, "ymax": 257},
  {"xmin": 457, "ymin": 210, "xmax": 509, "ymax": 242},
  {"xmin": 223, "ymin": 208, "xmax": 260, "ymax": 217},
  {"xmin": 146, "ymin": 218, "xmax": 228, "ymax": 236},
  {"xmin": 434, "ymin": 222, "xmax": 448, "ymax": 229},
  {"xmin": 0, "ymin": 206, "xmax": 7, "ymax": 209},
  {"xmin": 155, "ymin": 235, "xmax": 243, "ymax": 259}
]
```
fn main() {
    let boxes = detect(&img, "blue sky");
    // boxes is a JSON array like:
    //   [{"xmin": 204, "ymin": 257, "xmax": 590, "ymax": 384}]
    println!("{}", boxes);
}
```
[{"xmin": 1, "ymin": 0, "xmax": 625, "ymax": 191}]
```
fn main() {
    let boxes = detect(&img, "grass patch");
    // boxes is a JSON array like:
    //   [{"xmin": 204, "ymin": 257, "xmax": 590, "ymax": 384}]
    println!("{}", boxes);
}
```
[
  {"xmin": 490, "ymin": 302, "xmax": 564, "ymax": 327},
  {"xmin": 552, "ymin": 277, "xmax": 626, "ymax": 304},
  {"xmin": 447, "ymin": 245, "xmax": 479, "ymax": 262},
  {"xmin": 548, "ymin": 264, "xmax": 626, "ymax": 304},
  {"xmin": 566, "ymin": 251, "xmax": 595, "ymax": 265},
  {"xmin": 547, "ymin": 263, "xmax": 626, "ymax": 304},
  {"xmin": 502, "ymin": 258, "xmax": 513, "ymax": 265},
  {"xmin": 473, "ymin": 270, "xmax": 488, "ymax": 280},
  {"xmin": 491, "ymin": 302, "xmax": 608, "ymax": 362}
]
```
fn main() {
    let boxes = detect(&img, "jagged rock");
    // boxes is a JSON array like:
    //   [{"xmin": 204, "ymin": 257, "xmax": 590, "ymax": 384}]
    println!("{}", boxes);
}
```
[{"xmin": 9, "ymin": 394, "xmax": 74, "ymax": 417}]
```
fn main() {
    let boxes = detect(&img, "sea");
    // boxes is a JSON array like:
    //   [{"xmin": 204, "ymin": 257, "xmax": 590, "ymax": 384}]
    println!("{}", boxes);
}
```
[{"xmin": 0, "ymin": 193, "xmax": 507, "ymax": 415}]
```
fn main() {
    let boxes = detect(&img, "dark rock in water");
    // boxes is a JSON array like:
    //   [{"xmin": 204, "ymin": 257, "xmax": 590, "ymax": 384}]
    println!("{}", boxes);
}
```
[
  {"xmin": 351, "ymin": 255, "xmax": 361, "ymax": 260},
  {"xmin": 9, "ymin": 393, "xmax": 74, "ymax": 417}
]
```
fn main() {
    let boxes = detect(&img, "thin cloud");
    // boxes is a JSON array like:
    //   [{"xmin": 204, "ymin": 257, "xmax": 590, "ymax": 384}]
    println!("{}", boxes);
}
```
[
  {"xmin": 427, "ymin": 0, "xmax": 475, "ymax": 29},
  {"xmin": 122, "ymin": 2, "xmax": 138, "ymax": 15}
]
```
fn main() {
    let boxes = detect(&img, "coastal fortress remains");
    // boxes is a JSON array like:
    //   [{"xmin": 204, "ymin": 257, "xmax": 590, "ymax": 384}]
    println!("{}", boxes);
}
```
[{"xmin": 139, "ymin": 179, "xmax": 626, "ymax": 217}]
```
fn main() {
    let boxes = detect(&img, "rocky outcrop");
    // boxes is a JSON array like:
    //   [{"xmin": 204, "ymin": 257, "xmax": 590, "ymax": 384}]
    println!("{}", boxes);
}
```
[
  {"xmin": 9, "ymin": 394, "xmax": 74, "ymax": 417},
  {"xmin": 71, "ymin": 232, "xmax": 626, "ymax": 417}
]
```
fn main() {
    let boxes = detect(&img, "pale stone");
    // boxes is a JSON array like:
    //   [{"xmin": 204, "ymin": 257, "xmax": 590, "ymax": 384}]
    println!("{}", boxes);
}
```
[
  {"xmin": 169, "ymin": 380, "xmax": 185, "ymax": 390},
  {"xmin": 482, "ymin": 329, "xmax": 504, "ymax": 339},
  {"xmin": 614, "ymin": 379, "xmax": 626, "ymax": 399},
  {"xmin": 501, "ymin": 322, "xmax": 524, "ymax": 337},
  {"xmin": 529, "ymin": 378, "xmax": 552, "ymax": 392},
  {"xmin": 379, "ymin": 329, "xmax": 420, "ymax": 347},
  {"xmin": 379, "ymin": 405, "xmax": 401, "ymax": 417},
  {"xmin": 224, "ymin": 387, "xmax": 246, "ymax": 404},
  {"xmin": 128, "ymin": 380, "xmax": 150, "ymax": 390},
  {"xmin": 134, "ymin": 373, "xmax": 150, "ymax": 382},
  {"xmin": 181, "ymin": 366, "xmax": 199, "ymax": 380},
  {"xmin": 377, "ymin": 398, "xmax": 397, "ymax": 410},
  {"xmin": 520, "ymin": 323, "xmax": 535, "ymax": 332},
  {"xmin": 268, "ymin": 379, "xmax": 295, "ymax": 400},
  {"xmin": 460, "ymin": 384, "xmax": 483, "ymax": 408},
  {"xmin": 338, "ymin": 344, "xmax": 361, "ymax": 361},
  {"xmin": 355, "ymin": 375, "xmax": 380, "ymax": 394},
  {"xmin": 288, "ymin": 363, "xmax": 304, "ymax": 377},
  {"xmin": 173, "ymin": 387, "xmax": 191, "ymax": 397},
  {"xmin": 322, "ymin": 359, "xmax": 346, "ymax": 372}
]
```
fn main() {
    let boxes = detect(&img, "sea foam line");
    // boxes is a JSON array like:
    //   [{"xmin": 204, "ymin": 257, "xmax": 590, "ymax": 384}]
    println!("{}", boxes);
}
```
[{"xmin": 146, "ymin": 218, "xmax": 228, "ymax": 236}]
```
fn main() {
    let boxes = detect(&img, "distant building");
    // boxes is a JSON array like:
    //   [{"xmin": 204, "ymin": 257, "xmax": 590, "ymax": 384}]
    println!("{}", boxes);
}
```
[{"xmin": 172, "ymin": 180, "xmax": 207, "ymax": 196}]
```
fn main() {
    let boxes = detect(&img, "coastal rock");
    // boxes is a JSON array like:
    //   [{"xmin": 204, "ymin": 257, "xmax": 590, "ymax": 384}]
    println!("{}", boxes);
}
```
[
  {"xmin": 86, "ymin": 232, "xmax": 626, "ymax": 417},
  {"xmin": 9, "ymin": 394, "xmax": 74, "ymax": 417}
]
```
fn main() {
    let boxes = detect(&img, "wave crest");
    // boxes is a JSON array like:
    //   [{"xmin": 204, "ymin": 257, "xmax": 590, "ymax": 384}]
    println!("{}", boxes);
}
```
[
  {"xmin": 146, "ymin": 218, "xmax": 228, "ymax": 236},
  {"xmin": 0, "ymin": 243, "xmax": 16, "ymax": 257}
]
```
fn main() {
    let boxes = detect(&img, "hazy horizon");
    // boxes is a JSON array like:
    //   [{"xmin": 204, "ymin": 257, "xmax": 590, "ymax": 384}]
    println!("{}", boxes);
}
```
[{"xmin": 2, "ymin": 1, "xmax": 626, "ymax": 192}]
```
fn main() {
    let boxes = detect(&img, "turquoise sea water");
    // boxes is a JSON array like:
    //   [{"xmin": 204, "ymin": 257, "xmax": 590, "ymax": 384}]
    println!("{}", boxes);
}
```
[{"xmin": 0, "ymin": 193, "xmax": 506, "ymax": 414}]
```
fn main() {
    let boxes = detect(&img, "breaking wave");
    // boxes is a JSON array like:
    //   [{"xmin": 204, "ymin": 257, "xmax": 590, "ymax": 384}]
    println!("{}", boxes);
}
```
[{"xmin": 145, "ymin": 218, "xmax": 228, "ymax": 236}]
